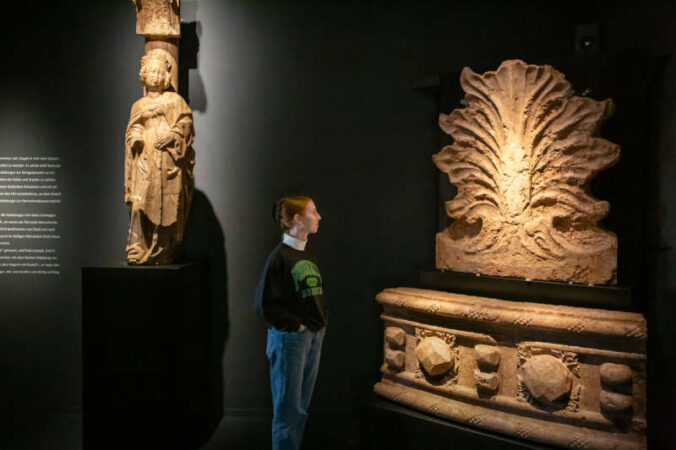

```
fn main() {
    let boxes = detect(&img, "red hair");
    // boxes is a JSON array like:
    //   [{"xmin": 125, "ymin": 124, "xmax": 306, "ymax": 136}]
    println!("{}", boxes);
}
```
[{"xmin": 273, "ymin": 196, "xmax": 312, "ymax": 232}]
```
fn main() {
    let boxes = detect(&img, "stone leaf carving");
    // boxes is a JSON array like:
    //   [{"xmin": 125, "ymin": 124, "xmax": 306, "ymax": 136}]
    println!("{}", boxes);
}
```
[
  {"xmin": 133, "ymin": 0, "xmax": 181, "ymax": 38},
  {"xmin": 125, "ymin": 49, "xmax": 195, "ymax": 265},
  {"xmin": 415, "ymin": 336, "xmax": 453, "ymax": 376},
  {"xmin": 520, "ymin": 354, "xmax": 572, "ymax": 406},
  {"xmin": 433, "ymin": 59, "xmax": 619, "ymax": 285}
]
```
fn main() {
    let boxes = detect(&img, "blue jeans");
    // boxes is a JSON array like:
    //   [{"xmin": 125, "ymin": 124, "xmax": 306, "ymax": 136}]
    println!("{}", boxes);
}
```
[{"xmin": 266, "ymin": 326, "xmax": 325, "ymax": 450}]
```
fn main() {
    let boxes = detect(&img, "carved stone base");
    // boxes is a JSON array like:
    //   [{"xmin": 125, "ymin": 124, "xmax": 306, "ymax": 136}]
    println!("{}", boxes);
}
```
[
  {"xmin": 374, "ymin": 287, "xmax": 646, "ymax": 449},
  {"xmin": 436, "ymin": 229, "xmax": 617, "ymax": 286}
]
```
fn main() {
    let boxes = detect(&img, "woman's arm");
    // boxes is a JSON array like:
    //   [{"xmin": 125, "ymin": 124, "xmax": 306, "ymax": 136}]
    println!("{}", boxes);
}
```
[{"xmin": 254, "ymin": 252, "xmax": 303, "ymax": 331}]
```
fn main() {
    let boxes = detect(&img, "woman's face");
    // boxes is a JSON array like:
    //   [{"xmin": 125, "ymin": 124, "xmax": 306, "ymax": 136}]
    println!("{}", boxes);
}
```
[
  {"xmin": 299, "ymin": 200, "xmax": 321, "ymax": 234},
  {"xmin": 143, "ymin": 60, "xmax": 167, "ymax": 91}
]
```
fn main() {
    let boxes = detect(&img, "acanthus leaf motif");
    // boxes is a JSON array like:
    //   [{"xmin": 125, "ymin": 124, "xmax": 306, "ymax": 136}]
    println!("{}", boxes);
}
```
[{"xmin": 434, "ymin": 60, "xmax": 619, "ymax": 285}]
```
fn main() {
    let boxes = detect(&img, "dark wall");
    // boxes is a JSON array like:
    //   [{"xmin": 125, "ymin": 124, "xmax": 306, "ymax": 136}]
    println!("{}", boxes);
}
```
[{"xmin": 1, "ymin": 0, "xmax": 673, "ymax": 448}]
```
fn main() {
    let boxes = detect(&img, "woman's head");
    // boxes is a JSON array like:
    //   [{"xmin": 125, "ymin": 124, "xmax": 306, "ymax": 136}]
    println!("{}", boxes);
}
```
[
  {"xmin": 139, "ymin": 49, "xmax": 172, "ymax": 92},
  {"xmin": 273, "ymin": 196, "xmax": 321, "ymax": 236}
]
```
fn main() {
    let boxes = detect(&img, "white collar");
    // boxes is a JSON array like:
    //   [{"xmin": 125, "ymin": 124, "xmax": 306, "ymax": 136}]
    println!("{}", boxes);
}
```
[{"xmin": 283, "ymin": 233, "xmax": 307, "ymax": 251}]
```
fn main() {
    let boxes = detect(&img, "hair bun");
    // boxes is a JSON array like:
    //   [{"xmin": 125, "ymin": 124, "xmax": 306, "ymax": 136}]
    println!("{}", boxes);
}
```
[{"xmin": 272, "ymin": 198, "xmax": 284, "ymax": 224}]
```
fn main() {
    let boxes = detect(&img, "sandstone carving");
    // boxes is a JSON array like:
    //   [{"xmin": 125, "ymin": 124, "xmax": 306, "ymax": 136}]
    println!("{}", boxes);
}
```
[
  {"xmin": 474, "ymin": 369, "xmax": 500, "ymax": 392},
  {"xmin": 600, "ymin": 363, "xmax": 632, "ymax": 387},
  {"xmin": 133, "ymin": 0, "xmax": 181, "ymax": 38},
  {"xmin": 415, "ymin": 336, "xmax": 453, "ymax": 376},
  {"xmin": 599, "ymin": 390, "xmax": 633, "ymax": 415},
  {"xmin": 385, "ymin": 348, "xmax": 405, "ymax": 369},
  {"xmin": 433, "ymin": 59, "xmax": 620, "ymax": 285},
  {"xmin": 385, "ymin": 326, "xmax": 406, "ymax": 347},
  {"xmin": 520, "ymin": 354, "xmax": 572, "ymax": 406},
  {"xmin": 374, "ymin": 288, "xmax": 647, "ymax": 449},
  {"xmin": 125, "ymin": 49, "xmax": 195, "ymax": 265},
  {"xmin": 475, "ymin": 344, "xmax": 500, "ymax": 371}
]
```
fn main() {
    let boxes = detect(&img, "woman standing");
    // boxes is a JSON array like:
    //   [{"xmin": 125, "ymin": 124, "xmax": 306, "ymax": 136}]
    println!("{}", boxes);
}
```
[{"xmin": 254, "ymin": 196, "xmax": 328, "ymax": 450}]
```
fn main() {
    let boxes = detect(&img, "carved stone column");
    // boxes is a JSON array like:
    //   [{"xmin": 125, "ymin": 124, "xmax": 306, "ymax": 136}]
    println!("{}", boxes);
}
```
[
  {"xmin": 125, "ymin": 0, "xmax": 194, "ymax": 265},
  {"xmin": 133, "ymin": 0, "xmax": 180, "ymax": 91}
]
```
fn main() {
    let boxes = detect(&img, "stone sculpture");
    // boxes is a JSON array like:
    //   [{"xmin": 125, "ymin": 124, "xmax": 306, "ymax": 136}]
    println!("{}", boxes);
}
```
[
  {"xmin": 374, "ymin": 287, "xmax": 647, "ymax": 449},
  {"xmin": 132, "ymin": 0, "xmax": 180, "ymax": 38},
  {"xmin": 124, "ymin": 49, "xmax": 195, "ymax": 265},
  {"xmin": 434, "ymin": 59, "xmax": 620, "ymax": 285}
]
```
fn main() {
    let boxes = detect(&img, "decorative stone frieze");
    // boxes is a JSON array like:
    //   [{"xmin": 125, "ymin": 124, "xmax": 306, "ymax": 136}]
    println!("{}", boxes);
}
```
[{"xmin": 374, "ymin": 287, "xmax": 647, "ymax": 449}]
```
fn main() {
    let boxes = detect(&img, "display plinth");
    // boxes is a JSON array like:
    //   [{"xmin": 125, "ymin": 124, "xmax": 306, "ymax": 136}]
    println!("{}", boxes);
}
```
[
  {"xmin": 420, "ymin": 270, "xmax": 634, "ymax": 311},
  {"xmin": 83, "ymin": 262, "xmax": 209, "ymax": 450},
  {"xmin": 363, "ymin": 396, "xmax": 548, "ymax": 449},
  {"xmin": 373, "ymin": 287, "xmax": 647, "ymax": 450}
]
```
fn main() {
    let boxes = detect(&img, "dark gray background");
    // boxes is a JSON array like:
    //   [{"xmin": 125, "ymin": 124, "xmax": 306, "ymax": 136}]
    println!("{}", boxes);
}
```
[{"xmin": 1, "ymin": 0, "xmax": 674, "ymax": 448}]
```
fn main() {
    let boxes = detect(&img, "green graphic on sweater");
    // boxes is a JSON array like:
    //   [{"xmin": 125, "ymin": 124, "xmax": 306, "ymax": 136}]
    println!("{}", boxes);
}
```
[{"xmin": 291, "ymin": 260, "xmax": 323, "ymax": 298}]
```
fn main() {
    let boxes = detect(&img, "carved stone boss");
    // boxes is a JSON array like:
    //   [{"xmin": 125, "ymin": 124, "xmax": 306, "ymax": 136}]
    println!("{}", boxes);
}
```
[
  {"xmin": 434, "ymin": 60, "xmax": 619, "ymax": 285},
  {"xmin": 374, "ymin": 287, "xmax": 647, "ymax": 449},
  {"xmin": 125, "ymin": 0, "xmax": 194, "ymax": 265}
]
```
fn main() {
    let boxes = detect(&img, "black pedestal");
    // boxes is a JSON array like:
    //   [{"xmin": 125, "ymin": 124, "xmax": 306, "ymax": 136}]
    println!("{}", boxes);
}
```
[
  {"xmin": 83, "ymin": 263, "xmax": 209, "ymax": 450},
  {"xmin": 362, "ymin": 396, "xmax": 552, "ymax": 450}
]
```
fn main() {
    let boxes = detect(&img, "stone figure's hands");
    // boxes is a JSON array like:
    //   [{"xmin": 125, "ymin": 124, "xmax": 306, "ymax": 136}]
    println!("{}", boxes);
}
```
[{"xmin": 155, "ymin": 133, "xmax": 177, "ymax": 150}]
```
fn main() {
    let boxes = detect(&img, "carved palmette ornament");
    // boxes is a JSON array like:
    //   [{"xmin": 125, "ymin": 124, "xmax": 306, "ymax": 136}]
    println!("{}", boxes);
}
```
[{"xmin": 434, "ymin": 59, "xmax": 620, "ymax": 285}]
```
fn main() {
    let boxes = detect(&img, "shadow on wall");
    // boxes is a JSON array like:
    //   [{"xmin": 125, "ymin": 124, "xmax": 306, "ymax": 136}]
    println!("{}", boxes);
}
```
[
  {"xmin": 180, "ymin": 20, "xmax": 207, "ymax": 112},
  {"xmin": 179, "ymin": 189, "xmax": 229, "ymax": 448}
]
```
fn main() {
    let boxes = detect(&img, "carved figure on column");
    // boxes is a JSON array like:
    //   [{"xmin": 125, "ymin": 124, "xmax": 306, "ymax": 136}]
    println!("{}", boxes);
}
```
[
  {"xmin": 124, "ymin": 49, "xmax": 195, "ymax": 265},
  {"xmin": 132, "ymin": 0, "xmax": 180, "ymax": 38}
]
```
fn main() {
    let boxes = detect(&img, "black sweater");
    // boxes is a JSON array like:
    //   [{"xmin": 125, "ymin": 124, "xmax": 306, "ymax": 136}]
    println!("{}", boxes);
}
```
[{"xmin": 254, "ymin": 242, "xmax": 328, "ymax": 332}]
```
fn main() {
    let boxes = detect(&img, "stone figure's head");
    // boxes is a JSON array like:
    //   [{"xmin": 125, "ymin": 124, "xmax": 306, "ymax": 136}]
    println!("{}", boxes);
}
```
[{"xmin": 139, "ymin": 49, "xmax": 172, "ymax": 92}]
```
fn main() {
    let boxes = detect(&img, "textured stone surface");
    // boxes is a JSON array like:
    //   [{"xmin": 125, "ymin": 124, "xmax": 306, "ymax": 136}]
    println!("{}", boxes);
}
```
[
  {"xmin": 600, "ymin": 390, "xmax": 633, "ymax": 415},
  {"xmin": 125, "ymin": 49, "xmax": 194, "ymax": 265},
  {"xmin": 375, "ymin": 287, "xmax": 647, "ymax": 449},
  {"xmin": 433, "ymin": 59, "xmax": 619, "ymax": 285},
  {"xmin": 600, "ymin": 363, "xmax": 632, "ymax": 387},
  {"xmin": 385, "ymin": 348, "xmax": 405, "ymax": 369},
  {"xmin": 474, "ymin": 369, "xmax": 500, "ymax": 391},
  {"xmin": 520, "ymin": 355, "xmax": 572, "ymax": 406},
  {"xmin": 133, "ymin": 0, "xmax": 181, "ymax": 38},
  {"xmin": 475, "ymin": 344, "xmax": 500, "ymax": 371},
  {"xmin": 385, "ymin": 326, "xmax": 406, "ymax": 347},
  {"xmin": 415, "ymin": 336, "xmax": 453, "ymax": 376},
  {"xmin": 376, "ymin": 288, "xmax": 647, "ymax": 449}
]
